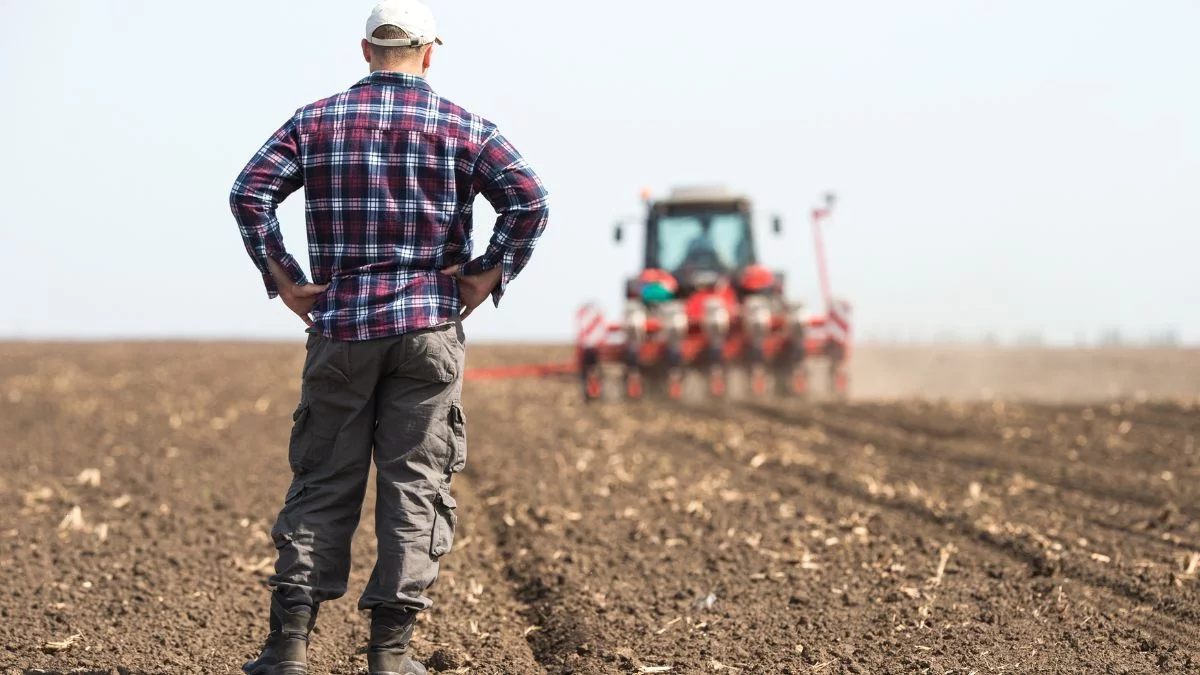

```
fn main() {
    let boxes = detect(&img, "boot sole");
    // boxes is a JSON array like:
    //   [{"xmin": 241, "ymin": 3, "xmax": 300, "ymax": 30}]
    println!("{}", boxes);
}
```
[
  {"xmin": 243, "ymin": 661, "xmax": 307, "ymax": 675},
  {"xmin": 369, "ymin": 663, "xmax": 426, "ymax": 675}
]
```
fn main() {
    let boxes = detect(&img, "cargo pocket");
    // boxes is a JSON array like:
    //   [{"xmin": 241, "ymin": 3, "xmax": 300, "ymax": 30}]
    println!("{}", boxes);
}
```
[
  {"xmin": 447, "ymin": 403, "xmax": 467, "ymax": 474},
  {"xmin": 288, "ymin": 403, "xmax": 338, "ymax": 475},
  {"xmin": 430, "ymin": 488, "xmax": 458, "ymax": 558}
]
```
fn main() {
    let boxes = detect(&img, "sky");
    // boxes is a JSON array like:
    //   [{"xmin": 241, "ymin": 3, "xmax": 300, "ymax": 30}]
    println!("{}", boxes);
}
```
[{"xmin": 1, "ymin": 0, "xmax": 1197, "ymax": 345}]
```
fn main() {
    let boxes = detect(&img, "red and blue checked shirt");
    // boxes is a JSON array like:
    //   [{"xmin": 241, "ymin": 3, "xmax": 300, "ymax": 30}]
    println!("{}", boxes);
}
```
[{"xmin": 230, "ymin": 71, "xmax": 550, "ymax": 341}]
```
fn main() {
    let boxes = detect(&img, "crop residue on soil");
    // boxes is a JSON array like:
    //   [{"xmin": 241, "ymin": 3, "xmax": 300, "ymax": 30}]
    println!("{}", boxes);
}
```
[{"xmin": 2, "ymin": 343, "xmax": 1199, "ymax": 674}]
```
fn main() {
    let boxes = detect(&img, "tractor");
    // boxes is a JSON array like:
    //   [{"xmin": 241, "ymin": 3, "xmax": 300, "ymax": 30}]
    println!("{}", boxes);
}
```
[{"xmin": 575, "ymin": 186, "xmax": 851, "ymax": 402}]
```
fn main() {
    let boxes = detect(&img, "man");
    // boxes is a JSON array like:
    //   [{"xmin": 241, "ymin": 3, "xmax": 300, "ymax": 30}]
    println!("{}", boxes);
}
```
[
  {"xmin": 678, "ymin": 234, "xmax": 728, "ymax": 274},
  {"xmin": 228, "ymin": 2, "xmax": 549, "ymax": 673}
]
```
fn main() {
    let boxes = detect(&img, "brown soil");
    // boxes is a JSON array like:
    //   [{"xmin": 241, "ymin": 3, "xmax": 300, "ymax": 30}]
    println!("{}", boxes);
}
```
[{"xmin": 2, "ymin": 343, "xmax": 1198, "ymax": 674}]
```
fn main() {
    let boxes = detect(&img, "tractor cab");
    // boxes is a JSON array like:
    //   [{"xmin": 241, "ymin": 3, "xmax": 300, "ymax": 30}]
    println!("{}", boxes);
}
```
[
  {"xmin": 647, "ymin": 191, "xmax": 754, "ymax": 290},
  {"xmin": 616, "ymin": 186, "xmax": 783, "ymax": 302}
]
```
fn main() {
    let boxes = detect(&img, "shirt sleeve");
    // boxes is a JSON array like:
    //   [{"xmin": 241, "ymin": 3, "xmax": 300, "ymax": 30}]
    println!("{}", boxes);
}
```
[
  {"xmin": 460, "ymin": 128, "xmax": 550, "ymax": 306},
  {"xmin": 229, "ymin": 114, "xmax": 308, "ymax": 298}
]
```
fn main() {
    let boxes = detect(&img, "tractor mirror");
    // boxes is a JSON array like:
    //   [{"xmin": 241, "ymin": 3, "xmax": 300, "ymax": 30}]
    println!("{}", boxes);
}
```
[
  {"xmin": 771, "ymin": 215, "xmax": 783, "ymax": 234},
  {"xmin": 613, "ymin": 223, "xmax": 624, "ymax": 243}
]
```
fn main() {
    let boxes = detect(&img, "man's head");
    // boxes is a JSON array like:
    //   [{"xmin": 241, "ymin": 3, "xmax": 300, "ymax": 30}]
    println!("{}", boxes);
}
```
[{"xmin": 361, "ymin": 0, "xmax": 443, "ymax": 75}]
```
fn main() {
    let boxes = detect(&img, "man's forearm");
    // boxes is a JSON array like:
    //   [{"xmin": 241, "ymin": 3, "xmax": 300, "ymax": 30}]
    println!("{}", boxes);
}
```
[
  {"xmin": 230, "ymin": 114, "xmax": 307, "ymax": 299},
  {"xmin": 267, "ymin": 257, "xmax": 298, "ymax": 295},
  {"xmin": 230, "ymin": 204, "xmax": 309, "ymax": 298},
  {"xmin": 460, "ymin": 206, "xmax": 549, "ymax": 305}
]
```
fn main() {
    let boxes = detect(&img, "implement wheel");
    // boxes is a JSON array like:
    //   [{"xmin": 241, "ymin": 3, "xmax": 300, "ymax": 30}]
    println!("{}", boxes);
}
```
[
  {"xmin": 708, "ymin": 366, "xmax": 727, "ymax": 399},
  {"xmin": 580, "ymin": 348, "xmax": 603, "ymax": 402},
  {"xmin": 750, "ymin": 364, "xmax": 769, "ymax": 398},
  {"xmin": 625, "ymin": 369, "xmax": 644, "ymax": 400}
]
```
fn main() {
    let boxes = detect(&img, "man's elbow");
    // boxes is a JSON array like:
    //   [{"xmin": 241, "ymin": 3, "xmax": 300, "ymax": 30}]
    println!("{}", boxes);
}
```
[
  {"xmin": 520, "ymin": 202, "xmax": 550, "ymax": 236},
  {"xmin": 502, "ymin": 198, "xmax": 549, "ymax": 222},
  {"xmin": 229, "ymin": 178, "xmax": 248, "ymax": 215},
  {"xmin": 526, "ymin": 188, "xmax": 550, "ymax": 219},
  {"xmin": 229, "ymin": 174, "xmax": 265, "ymax": 218}
]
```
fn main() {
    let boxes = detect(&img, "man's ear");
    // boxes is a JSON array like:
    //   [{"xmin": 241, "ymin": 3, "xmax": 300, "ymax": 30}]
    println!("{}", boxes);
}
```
[
  {"xmin": 422, "ymin": 44, "xmax": 433, "ymax": 71},
  {"xmin": 361, "ymin": 39, "xmax": 373, "ymax": 64}
]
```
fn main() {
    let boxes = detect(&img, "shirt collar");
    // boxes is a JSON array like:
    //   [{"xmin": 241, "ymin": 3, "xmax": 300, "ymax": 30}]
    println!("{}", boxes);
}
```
[{"xmin": 353, "ymin": 70, "xmax": 432, "ymax": 92}]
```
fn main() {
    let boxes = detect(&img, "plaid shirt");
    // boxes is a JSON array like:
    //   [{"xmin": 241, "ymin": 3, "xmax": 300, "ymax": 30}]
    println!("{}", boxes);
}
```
[{"xmin": 230, "ymin": 71, "xmax": 549, "ymax": 341}]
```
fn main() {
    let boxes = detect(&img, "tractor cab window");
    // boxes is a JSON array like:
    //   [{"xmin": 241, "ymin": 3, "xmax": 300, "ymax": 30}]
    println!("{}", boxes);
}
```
[{"xmin": 654, "ymin": 211, "xmax": 752, "ymax": 274}]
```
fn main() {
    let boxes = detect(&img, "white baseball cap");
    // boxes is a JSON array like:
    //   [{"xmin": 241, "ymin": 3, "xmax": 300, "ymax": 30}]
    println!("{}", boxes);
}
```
[{"xmin": 365, "ymin": 0, "xmax": 443, "ymax": 47}]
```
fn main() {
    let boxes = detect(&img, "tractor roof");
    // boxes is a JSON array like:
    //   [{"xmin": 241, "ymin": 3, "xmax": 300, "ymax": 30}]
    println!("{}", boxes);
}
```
[{"xmin": 661, "ymin": 185, "xmax": 749, "ymax": 206}]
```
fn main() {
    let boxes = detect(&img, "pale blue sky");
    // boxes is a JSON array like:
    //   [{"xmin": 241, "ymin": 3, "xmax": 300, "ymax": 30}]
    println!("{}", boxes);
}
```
[{"xmin": 1, "ymin": 1, "xmax": 1197, "ymax": 343}]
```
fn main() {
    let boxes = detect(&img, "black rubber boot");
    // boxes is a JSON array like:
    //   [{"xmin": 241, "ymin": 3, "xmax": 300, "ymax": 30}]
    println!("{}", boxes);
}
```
[
  {"xmin": 367, "ymin": 608, "xmax": 426, "ymax": 675},
  {"xmin": 243, "ymin": 595, "xmax": 318, "ymax": 675}
]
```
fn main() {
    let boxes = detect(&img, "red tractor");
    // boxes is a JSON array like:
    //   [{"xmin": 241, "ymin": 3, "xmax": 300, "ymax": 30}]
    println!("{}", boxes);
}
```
[{"xmin": 576, "ymin": 186, "xmax": 851, "ymax": 402}]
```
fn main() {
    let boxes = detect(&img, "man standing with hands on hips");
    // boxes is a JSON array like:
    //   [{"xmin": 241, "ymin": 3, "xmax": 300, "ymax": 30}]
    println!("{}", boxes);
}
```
[{"xmin": 229, "ymin": 1, "xmax": 549, "ymax": 672}]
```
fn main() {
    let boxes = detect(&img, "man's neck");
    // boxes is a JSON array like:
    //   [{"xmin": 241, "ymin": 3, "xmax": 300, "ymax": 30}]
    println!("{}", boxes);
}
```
[{"xmin": 370, "ymin": 64, "xmax": 425, "ymax": 77}]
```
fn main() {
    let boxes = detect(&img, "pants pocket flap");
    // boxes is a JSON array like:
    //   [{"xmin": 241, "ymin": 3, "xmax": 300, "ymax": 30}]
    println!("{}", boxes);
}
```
[{"xmin": 430, "ymin": 488, "xmax": 458, "ymax": 558}]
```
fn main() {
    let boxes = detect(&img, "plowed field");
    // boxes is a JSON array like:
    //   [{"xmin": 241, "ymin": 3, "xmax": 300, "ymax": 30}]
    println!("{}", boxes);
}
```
[{"xmin": 3, "ymin": 343, "xmax": 1199, "ymax": 674}]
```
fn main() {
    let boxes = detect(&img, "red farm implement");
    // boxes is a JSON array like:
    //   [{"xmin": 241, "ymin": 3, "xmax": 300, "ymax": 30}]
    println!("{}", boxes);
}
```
[
  {"xmin": 465, "ymin": 187, "xmax": 853, "ymax": 402},
  {"xmin": 575, "ymin": 187, "xmax": 851, "ymax": 402}
]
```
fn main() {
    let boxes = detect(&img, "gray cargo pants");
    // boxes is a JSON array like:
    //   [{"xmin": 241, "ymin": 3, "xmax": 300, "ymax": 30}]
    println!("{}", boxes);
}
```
[{"xmin": 268, "ymin": 321, "xmax": 466, "ymax": 614}]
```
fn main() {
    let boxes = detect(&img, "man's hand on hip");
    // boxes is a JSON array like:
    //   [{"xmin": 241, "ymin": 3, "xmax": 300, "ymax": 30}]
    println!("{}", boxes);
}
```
[
  {"xmin": 267, "ymin": 257, "xmax": 328, "ymax": 326},
  {"xmin": 441, "ymin": 265, "xmax": 501, "ymax": 320},
  {"xmin": 279, "ymin": 283, "xmax": 329, "ymax": 326}
]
